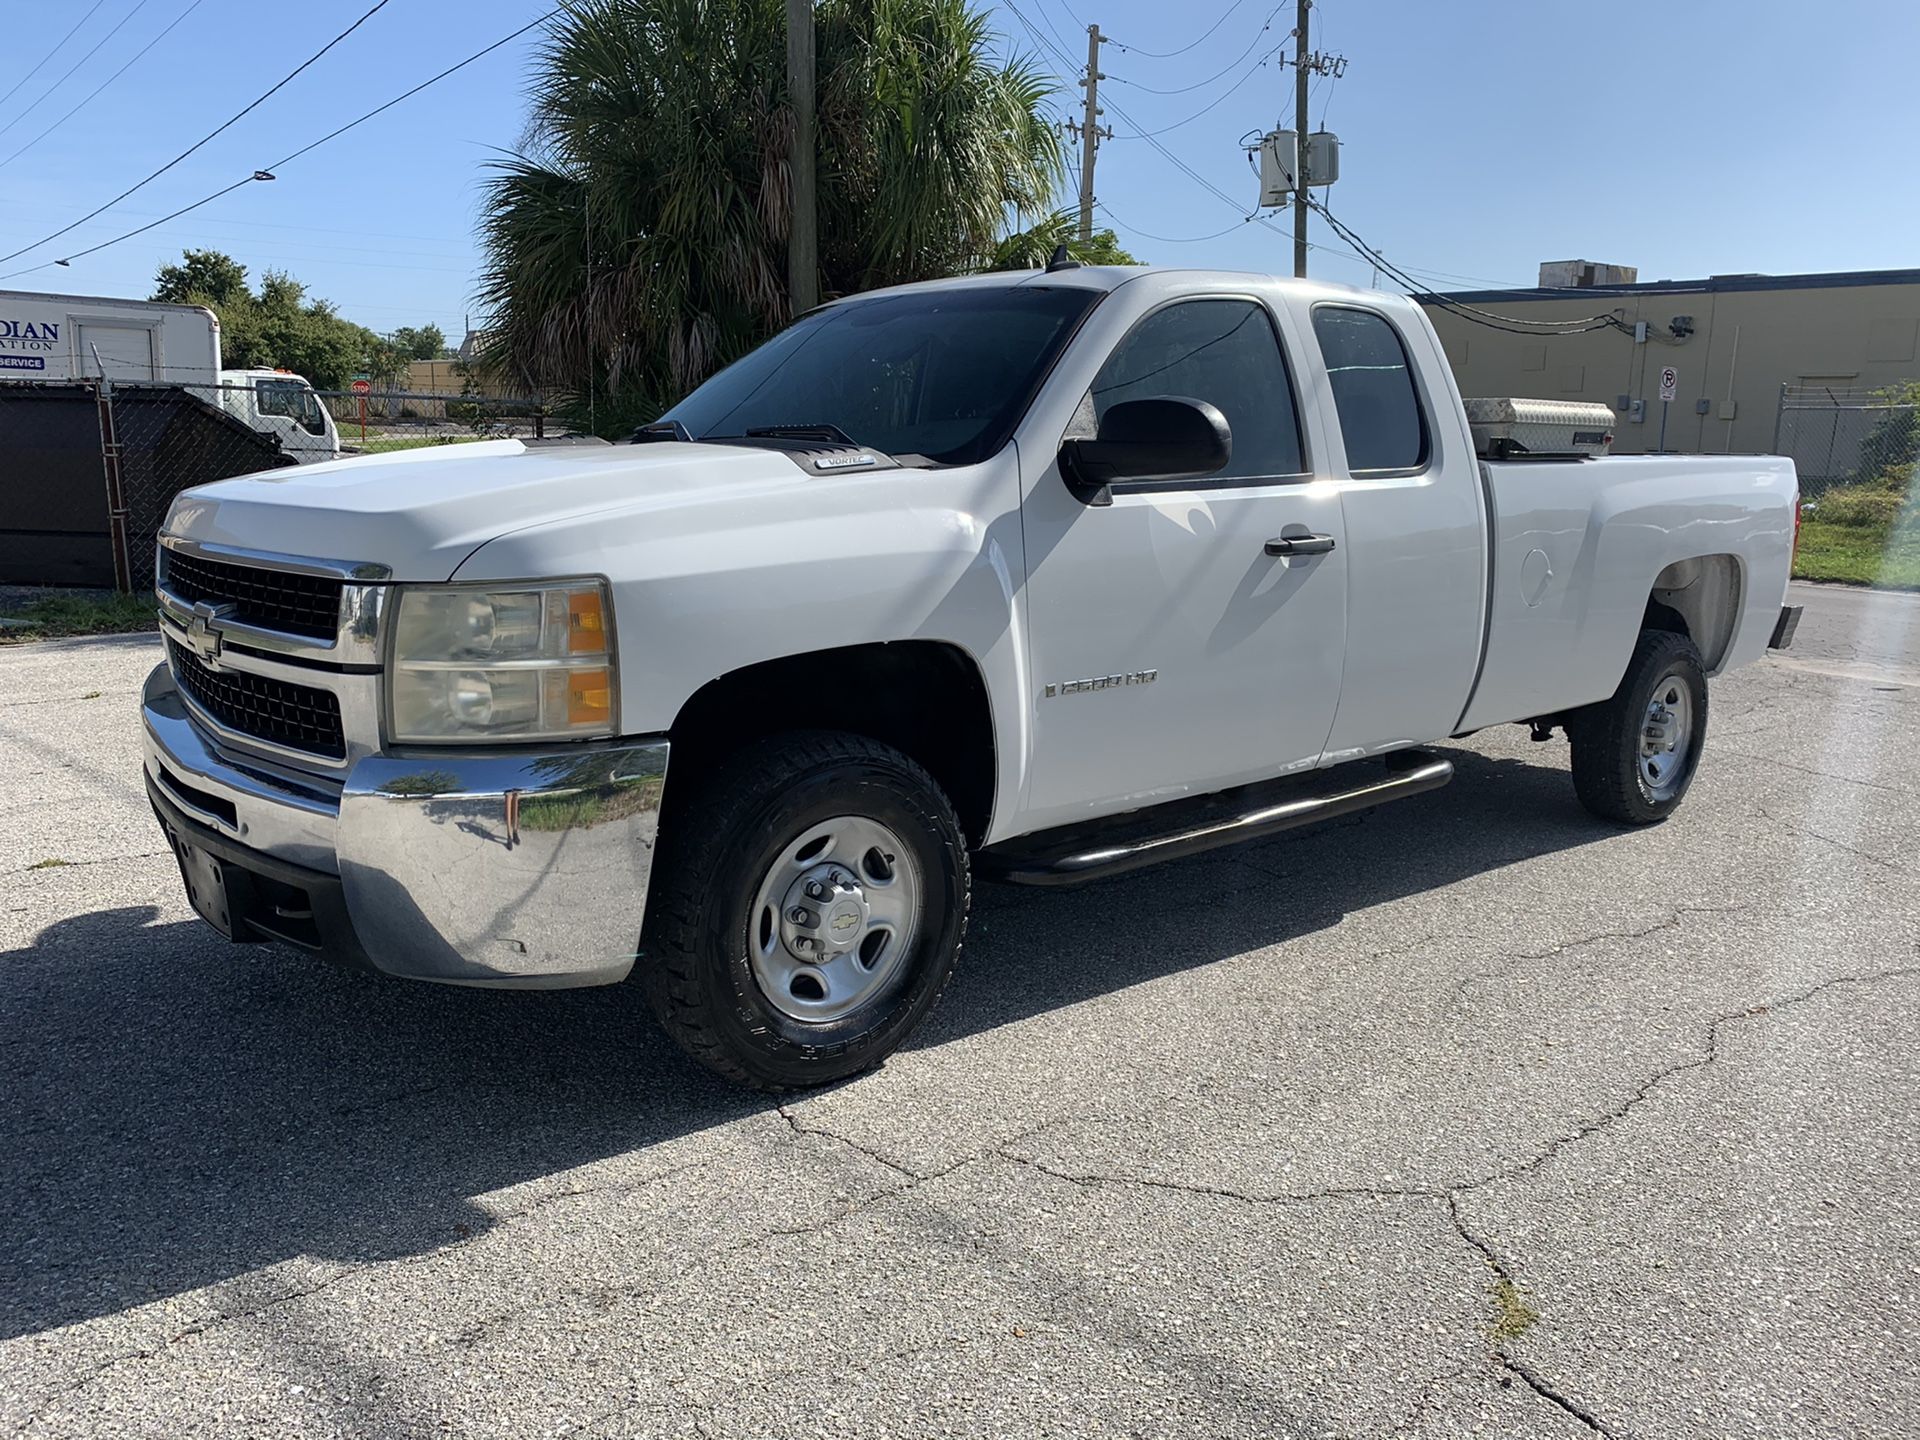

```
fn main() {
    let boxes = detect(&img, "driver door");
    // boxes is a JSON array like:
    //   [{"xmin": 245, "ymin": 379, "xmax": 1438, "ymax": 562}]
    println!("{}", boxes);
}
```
[{"xmin": 1017, "ymin": 293, "xmax": 1348, "ymax": 833}]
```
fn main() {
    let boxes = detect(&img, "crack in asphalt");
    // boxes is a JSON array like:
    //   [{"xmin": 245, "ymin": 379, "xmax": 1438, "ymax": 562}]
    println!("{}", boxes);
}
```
[
  {"xmin": 1446, "ymin": 1194, "xmax": 1616, "ymax": 1438},
  {"xmin": 980, "ymin": 965, "xmax": 1920, "ymax": 1438},
  {"xmin": 1713, "ymin": 745, "xmax": 1916, "ymax": 796},
  {"xmin": 1755, "ymin": 804, "xmax": 1908, "ymax": 872},
  {"xmin": 1446, "ymin": 902, "xmax": 1752, "ymax": 1011},
  {"xmin": 17, "ymin": 849, "xmax": 170, "ymax": 875}
]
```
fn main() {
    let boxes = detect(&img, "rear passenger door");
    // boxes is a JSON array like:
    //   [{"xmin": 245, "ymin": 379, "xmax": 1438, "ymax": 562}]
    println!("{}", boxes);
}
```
[
  {"xmin": 1017, "ymin": 292, "xmax": 1349, "ymax": 833},
  {"xmin": 1307, "ymin": 303, "xmax": 1486, "ymax": 759}
]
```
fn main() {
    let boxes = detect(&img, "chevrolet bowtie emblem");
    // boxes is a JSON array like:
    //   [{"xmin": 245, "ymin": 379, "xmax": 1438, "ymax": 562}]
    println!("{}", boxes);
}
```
[{"xmin": 185, "ymin": 600, "xmax": 235, "ymax": 669}]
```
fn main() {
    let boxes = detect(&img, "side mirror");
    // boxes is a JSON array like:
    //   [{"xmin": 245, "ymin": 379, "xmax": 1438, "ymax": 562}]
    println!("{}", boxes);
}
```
[{"xmin": 1059, "ymin": 397, "xmax": 1232, "ymax": 506}]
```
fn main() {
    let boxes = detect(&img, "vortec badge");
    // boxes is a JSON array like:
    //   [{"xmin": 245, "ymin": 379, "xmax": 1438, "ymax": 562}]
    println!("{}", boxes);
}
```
[{"xmin": 184, "ymin": 601, "xmax": 236, "ymax": 669}]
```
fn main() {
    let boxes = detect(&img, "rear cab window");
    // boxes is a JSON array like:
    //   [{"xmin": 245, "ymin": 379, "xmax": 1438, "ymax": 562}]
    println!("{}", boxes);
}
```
[{"xmin": 1310, "ymin": 306, "xmax": 1430, "ymax": 474}]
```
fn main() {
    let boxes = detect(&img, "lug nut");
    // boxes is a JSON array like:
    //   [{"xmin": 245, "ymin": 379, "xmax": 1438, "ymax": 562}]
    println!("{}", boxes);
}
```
[
  {"xmin": 790, "ymin": 906, "xmax": 812, "ymax": 924},
  {"xmin": 805, "ymin": 882, "xmax": 826, "ymax": 900},
  {"xmin": 793, "ymin": 936, "xmax": 815, "ymax": 952}
]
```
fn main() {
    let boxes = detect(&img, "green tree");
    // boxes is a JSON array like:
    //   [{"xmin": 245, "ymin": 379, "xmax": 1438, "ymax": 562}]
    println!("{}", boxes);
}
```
[
  {"xmin": 392, "ymin": 324, "xmax": 449, "ymax": 360},
  {"xmin": 364, "ymin": 336, "xmax": 410, "ymax": 389},
  {"xmin": 149, "ymin": 250, "xmax": 380, "ymax": 389},
  {"xmin": 988, "ymin": 214, "xmax": 1140, "ymax": 271},
  {"xmin": 152, "ymin": 248, "xmax": 250, "ymax": 307},
  {"xmin": 476, "ymin": 0, "xmax": 1062, "ymax": 431}
]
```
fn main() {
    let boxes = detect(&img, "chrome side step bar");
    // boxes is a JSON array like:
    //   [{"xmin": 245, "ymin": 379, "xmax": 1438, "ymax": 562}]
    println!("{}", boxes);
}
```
[{"xmin": 979, "ymin": 750, "xmax": 1454, "ymax": 887}]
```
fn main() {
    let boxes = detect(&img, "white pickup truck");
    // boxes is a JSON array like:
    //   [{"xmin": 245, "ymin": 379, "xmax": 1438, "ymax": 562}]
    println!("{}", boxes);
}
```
[{"xmin": 140, "ymin": 266, "xmax": 1803, "ymax": 1088}]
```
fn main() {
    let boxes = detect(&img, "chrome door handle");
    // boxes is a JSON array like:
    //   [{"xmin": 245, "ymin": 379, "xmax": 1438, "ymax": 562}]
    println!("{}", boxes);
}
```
[{"xmin": 1264, "ymin": 533, "xmax": 1336, "ymax": 557}]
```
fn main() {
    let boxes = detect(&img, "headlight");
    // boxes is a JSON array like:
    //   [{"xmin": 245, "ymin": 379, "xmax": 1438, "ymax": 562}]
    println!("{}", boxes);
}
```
[{"xmin": 387, "ymin": 581, "xmax": 616, "ymax": 743}]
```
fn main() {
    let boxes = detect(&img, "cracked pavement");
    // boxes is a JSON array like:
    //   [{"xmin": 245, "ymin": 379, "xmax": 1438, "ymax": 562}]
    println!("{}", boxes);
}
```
[{"xmin": 2, "ymin": 581, "xmax": 1917, "ymax": 1438}]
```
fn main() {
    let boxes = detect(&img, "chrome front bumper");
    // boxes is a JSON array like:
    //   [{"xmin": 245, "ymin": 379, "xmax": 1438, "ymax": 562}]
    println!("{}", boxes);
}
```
[{"xmin": 141, "ymin": 663, "xmax": 669, "ymax": 989}]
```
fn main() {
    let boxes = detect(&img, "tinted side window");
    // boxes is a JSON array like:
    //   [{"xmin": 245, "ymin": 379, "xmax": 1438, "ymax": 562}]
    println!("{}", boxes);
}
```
[
  {"xmin": 1311, "ymin": 307, "xmax": 1429, "ymax": 472},
  {"xmin": 1091, "ymin": 299, "xmax": 1305, "ymax": 482}
]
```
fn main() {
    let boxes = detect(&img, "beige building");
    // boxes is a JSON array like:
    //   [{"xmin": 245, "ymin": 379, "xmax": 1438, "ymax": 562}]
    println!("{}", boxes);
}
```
[{"xmin": 1418, "ymin": 266, "xmax": 1920, "ymax": 455}]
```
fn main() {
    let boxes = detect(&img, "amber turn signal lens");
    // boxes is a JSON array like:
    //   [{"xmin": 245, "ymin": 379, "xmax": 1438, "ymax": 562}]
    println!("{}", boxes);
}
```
[
  {"xmin": 566, "ymin": 668, "xmax": 612, "ymax": 726},
  {"xmin": 567, "ymin": 589, "xmax": 606, "ymax": 653}
]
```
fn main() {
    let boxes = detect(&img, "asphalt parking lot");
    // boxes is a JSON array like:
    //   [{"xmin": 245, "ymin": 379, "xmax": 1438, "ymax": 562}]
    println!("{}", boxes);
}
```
[{"xmin": 3, "ymin": 580, "xmax": 1915, "ymax": 1439}]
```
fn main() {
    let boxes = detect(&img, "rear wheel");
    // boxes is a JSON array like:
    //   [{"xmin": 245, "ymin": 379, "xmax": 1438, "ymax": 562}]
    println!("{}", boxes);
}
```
[
  {"xmin": 1568, "ymin": 628, "xmax": 1708, "ymax": 825},
  {"xmin": 639, "ymin": 731, "xmax": 969, "ymax": 1090}
]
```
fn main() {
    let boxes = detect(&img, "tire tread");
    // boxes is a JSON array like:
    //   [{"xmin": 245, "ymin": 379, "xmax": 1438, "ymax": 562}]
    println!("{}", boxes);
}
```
[
  {"xmin": 1568, "ymin": 628, "xmax": 1708, "ymax": 825},
  {"xmin": 639, "ymin": 730, "xmax": 969, "ymax": 1090}
]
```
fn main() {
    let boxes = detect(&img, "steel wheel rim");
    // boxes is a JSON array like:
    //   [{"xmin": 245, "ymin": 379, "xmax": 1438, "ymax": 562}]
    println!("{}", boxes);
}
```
[
  {"xmin": 1639, "ymin": 671, "xmax": 1694, "ymax": 800},
  {"xmin": 747, "ymin": 815, "xmax": 921, "ymax": 1024}
]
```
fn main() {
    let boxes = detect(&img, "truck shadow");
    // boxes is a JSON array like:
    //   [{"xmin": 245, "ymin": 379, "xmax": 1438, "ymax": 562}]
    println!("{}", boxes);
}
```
[{"xmin": 2, "ymin": 746, "xmax": 1615, "ymax": 1341}]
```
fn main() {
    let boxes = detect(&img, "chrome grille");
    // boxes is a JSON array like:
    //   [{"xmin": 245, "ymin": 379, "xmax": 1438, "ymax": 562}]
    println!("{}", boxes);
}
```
[
  {"xmin": 165, "ymin": 637, "xmax": 346, "ymax": 760},
  {"xmin": 159, "ymin": 549, "xmax": 344, "ymax": 640}
]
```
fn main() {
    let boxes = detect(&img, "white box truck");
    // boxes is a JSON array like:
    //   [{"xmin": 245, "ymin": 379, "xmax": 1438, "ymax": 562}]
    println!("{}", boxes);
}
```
[{"xmin": 0, "ymin": 288, "xmax": 339, "ymax": 462}]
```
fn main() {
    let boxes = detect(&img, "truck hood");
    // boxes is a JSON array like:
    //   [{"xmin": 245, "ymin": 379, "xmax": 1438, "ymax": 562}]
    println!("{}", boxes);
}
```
[{"xmin": 162, "ymin": 439, "xmax": 807, "ymax": 579}]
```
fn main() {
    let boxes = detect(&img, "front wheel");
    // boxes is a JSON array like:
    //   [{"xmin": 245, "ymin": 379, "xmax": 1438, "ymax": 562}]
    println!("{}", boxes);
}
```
[
  {"xmin": 639, "ymin": 731, "xmax": 970, "ymax": 1090},
  {"xmin": 1568, "ymin": 628, "xmax": 1709, "ymax": 825}
]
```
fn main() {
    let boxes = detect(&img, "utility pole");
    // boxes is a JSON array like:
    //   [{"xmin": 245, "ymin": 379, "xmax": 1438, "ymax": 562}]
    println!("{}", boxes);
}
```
[
  {"xmin": 786, "ymin": 0, "xmax": 818, "ymax": 315},
  {"xmin": 1292, "ymin": 0, "xmax": 1310, "ymax": 277},
  {"xmin": 1073, "ymin": 25, "xmax": 1108, "ymax": 242}
]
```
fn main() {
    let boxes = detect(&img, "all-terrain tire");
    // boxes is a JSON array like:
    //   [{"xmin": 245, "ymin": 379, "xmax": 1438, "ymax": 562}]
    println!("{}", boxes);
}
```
[
  {"xmin": 638, "ymin": 730, "xmax": 969, "ymax": 1090},
  {"xmin": 1568, "ymin": 628, "xmax": 1709, "ymax": 825}
]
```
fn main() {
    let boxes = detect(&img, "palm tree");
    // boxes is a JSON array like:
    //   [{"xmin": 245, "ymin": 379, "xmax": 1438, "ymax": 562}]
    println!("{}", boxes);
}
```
[{"xmin": 476, "ymin": 0, "xmax": 1065, "ymax": 430}]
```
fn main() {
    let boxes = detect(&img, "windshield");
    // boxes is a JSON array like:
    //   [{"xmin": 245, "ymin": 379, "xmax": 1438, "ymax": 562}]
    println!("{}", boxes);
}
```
[
  {"xmin": 255, "ymin": 380, "xmax": 327, "ymax": 437},
  {"xmin": 660, "ymin": 285, "xmax": 1100, "ymax": 466}
]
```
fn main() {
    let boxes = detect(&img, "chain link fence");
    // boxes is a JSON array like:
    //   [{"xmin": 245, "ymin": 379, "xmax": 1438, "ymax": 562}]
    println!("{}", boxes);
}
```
[
  {"xmin": 2, "ymin": 378, "xmax": 557, "ymax": 592},
  {"xmin": 1773, "ymin": 383, "xmax": 1920, "ymax": 501},
  {"xmin": 318, "ymin": 388, "xmax": 554, "ymax": 451}
]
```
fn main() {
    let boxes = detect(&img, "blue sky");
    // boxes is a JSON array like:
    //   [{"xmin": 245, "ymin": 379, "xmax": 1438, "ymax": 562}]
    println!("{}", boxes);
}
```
[{"xmin": 0, "ymin": 0, "xmax": 1914, "ymax": 340}]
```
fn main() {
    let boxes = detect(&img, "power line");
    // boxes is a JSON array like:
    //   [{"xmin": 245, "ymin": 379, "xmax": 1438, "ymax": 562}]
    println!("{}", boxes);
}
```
[
  {"xmin": 1029, "ymin": 0, "xmax": 1079, "ymax": 56},
  {"xmin": 1305, "ymin": 198, "xmax": 1630, "ymax": 335},
  {"xmin": 0, "ymin": 0, "xmax": 157, "ymax": 142},
  {"xmin": 1095, "ymin": 203, "xmax": 1248, "ymax": 245},
  {"xmin": 1004, "ymin": 1, "xmax": 1360, "ymax": 273},
  {"xmin": 1107, "ymin": 5, "xmax": 1289, "ymax": 95},
  {"xmin": 0, "ymin": 9, "xmax": 560, "ymax": 285},
  {"xmin": 1106, "ymin": 0, "xmax": 1255, "ymax": 58},
  {"xmin": 18, "ymin": 199, "xmax": 473, "ymax": 246},
  {"xmin": 0, "ymin": 0, "xmax": 396, "ymax": 269},
  {"xmin": 1116, "ymin": 40, "xmax": 1285, "ymax": 138},
  {"xmin": 263, "ymin": 9, "xmax": 556, "ymax": 171},
  {"xmin": 0, "ymin": 0, "xmax": 210, "ymax": 172},
  {"xmin": 0, "ymin": 0, "xmax": 110, "ymax": 113}
]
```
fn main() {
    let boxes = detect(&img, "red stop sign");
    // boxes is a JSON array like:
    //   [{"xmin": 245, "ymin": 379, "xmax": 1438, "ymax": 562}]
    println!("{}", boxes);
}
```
[{"xmin": 350, "ymin": 379, "xmax": 371, "ymax": 395}]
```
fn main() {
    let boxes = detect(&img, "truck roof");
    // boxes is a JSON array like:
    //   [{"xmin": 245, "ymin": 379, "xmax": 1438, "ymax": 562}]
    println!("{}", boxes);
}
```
[{"xmin": 828, "ymin": 264, "xmax": 1420, "ymax": 315}]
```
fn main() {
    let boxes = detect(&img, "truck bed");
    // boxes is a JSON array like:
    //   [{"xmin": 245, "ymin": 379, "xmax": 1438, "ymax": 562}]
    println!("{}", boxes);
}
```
[{"xmin": 1458, "ymin": 452, "xmax": 1798, "ymax": 732}]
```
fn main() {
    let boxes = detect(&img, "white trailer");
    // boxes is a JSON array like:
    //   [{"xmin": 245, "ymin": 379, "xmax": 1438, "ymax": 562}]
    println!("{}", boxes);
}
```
[
  {"xmin": 0, "ymin": 289, "xmax": 337, "ymax": 462},
  {"xmin": 0, "ymin": 287, "xmax": 222, "ymax": 383}
]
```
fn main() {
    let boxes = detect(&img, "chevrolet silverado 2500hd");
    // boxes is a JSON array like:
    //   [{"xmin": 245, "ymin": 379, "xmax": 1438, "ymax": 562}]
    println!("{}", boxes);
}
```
[{"xmin": 141, "ymin": 266, "xmax": 1803, "ymax": 1088}]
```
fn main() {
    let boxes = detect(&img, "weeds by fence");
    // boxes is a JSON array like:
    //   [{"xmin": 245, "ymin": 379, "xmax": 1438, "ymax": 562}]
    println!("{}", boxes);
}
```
[{"xmin": 1773, "ymin": 383, "xmax": 1919, "ymax": 501}]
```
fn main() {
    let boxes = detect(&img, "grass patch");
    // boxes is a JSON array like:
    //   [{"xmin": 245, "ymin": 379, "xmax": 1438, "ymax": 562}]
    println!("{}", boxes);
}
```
[
  {"xmin": 27, "ymin": 857, "xmax": 73, "ymax": 870},
  {"xmin": 1489, "ymin": 1276, "xmax": 1540, "ymax": 1342},
  {"xmin": 1793, "ymin": 464, "xmax": 1920, "ymax": 589},
  {"xmin": 1793, "ymin": 518, "xmax": 1920, "ymax": 589},
  {"xmin": 0, "ymin": 589, "xmax": 156, "ymax": 642}
]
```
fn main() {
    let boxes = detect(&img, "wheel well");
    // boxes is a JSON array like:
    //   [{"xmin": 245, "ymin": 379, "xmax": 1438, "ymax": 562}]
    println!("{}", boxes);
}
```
[
  {"xmin": 1644, "ymin": 554, "xmax": 1742, "ymax": 670},
  {"xmin": 664, "ymin": 641, "xmax": 996, "ymax": 845}
]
